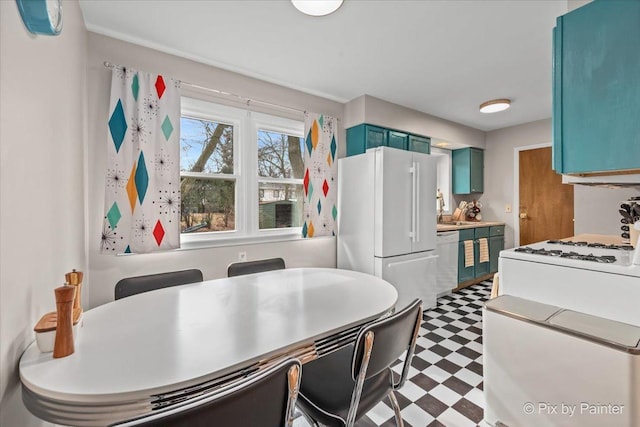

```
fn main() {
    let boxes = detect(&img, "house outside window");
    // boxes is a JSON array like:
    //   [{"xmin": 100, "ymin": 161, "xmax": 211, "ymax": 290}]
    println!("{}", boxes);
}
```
[{"xmin": 180, "ymin": 97, "xmax": 304, "ymax": 243}]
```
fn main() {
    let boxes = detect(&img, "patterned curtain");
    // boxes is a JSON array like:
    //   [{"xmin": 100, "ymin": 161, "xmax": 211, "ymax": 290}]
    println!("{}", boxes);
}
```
[
  {"xmin": 101, "ymin": 67, "xmax": 181, "ymax": 254},
  {"xmin": 302, "ymin": 113, "xmax": 338, "ymax": 238}
]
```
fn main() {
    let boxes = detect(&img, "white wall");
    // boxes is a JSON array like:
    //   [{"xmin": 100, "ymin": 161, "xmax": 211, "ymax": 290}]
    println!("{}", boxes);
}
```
[
  {"xmin": 0, "ymin": 1, "xmax": 87, "ymax": 425},
  {"xmin": 483, "ymin": 120, "xmax": 551, "ymax": 248},
  {"xmin": 483, "ymin": 118, "xmax": 638, "ymax": 248},
  {"xmin": 86, "ymin": 34, "xmax": 341, "ymax": 308}
]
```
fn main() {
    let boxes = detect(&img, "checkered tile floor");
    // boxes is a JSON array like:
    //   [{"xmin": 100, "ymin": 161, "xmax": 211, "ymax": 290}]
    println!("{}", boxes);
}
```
[{"xmin": 295, "ymin": 281, "xmax": 492, "ymax": 427}]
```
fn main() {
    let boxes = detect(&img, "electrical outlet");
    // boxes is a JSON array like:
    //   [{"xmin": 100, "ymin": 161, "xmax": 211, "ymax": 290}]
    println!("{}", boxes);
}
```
[
  {"xmin": 238, "ymin": 252, "xmax": 247, "ymax": 262},
  {"xmin": 505, "ymin": 204, "xmax": 512, "ymax": 213}
]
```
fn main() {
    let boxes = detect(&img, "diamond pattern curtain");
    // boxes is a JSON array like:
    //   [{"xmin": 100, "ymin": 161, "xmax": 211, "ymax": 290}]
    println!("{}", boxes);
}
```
[
  {"xmin": 102, "ymin": 67, "xmax": 181, "ymax": 254},
  {"xmin": 302, "ymin": 113, "xmax": 338, "ymax": 238}
]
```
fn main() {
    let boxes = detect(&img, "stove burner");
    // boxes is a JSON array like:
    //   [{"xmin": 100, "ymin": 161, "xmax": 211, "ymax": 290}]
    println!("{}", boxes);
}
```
[
  {"xmin": 546, "ymin": 240, "xmax": 634, "ymax": 251},
  {"xmin": 515, "ymin": 247, "xmax": 617, "ymax": 263},
  {"xmin": 558, "ymin": 251, "xmax": 617, "ymax": 263},
  {"xmin": 514, "ymin": 247, "xmax": 563, "ymax": 256}
]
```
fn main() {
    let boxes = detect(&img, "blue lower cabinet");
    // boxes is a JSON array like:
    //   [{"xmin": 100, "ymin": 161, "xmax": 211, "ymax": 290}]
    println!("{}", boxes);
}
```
[
  {"xmin": 458, "ymin": 241, "xmax": 475, "ymax": 283},
  {"xmin": 474, "ymin": 227, "xmax": 490, "ymax": 277},
  {"xmin": 458, "ymin": 227, "xmax": 496, "ymax": 285},
  {"xmin": 489, "ymin": 235, "xmax": 504, "ymax": 274},
  {"xmin": 489, "ymin": 225, "xmax": 505, "ymax": 274}
]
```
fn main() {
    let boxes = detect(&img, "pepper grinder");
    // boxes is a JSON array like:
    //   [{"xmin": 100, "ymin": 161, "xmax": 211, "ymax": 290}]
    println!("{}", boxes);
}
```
[
  {"xmin": 53, "ymin": 285, "xmax": 76, "ymax": 359},
  {"xmin": 65, "ymin": 269, "xmax": 83, "ymax": 311}
]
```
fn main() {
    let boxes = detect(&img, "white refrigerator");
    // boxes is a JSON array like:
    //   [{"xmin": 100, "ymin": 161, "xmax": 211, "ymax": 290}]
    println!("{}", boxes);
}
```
[{"xmin": 337, "ymin": 146, "xmax": 438, "ymax": 309}]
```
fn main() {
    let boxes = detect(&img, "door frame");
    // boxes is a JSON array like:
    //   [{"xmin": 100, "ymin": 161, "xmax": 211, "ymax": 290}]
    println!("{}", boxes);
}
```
[{"xmin": 513, "ymin": 142, "xmax": 552, "ymax": 247}]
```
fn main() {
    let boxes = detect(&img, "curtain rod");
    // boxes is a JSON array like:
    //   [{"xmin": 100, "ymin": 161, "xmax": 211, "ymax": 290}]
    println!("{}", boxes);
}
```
[{"xmin": 103, "ymin": 61, "xmax": 314, "ymax": 116}]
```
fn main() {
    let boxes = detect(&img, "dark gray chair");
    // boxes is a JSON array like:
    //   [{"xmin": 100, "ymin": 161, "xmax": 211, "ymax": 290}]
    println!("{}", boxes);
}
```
[
  {"xmin": 114, "ymin": 269, "xmax": 204, "ymax": 300},
  {"xmin": 296, "ymin": 299, "xmax": 423, "ymax": 427},
  {"xmin": 111, "ymin": 358, "xmax": 302, "ymax": 427},
  {"xmin": 227, "ymin": 257, "xmax": 285, "ymax": 277}
]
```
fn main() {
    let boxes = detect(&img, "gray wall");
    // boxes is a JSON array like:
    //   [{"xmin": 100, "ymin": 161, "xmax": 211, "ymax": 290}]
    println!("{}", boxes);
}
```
[
  {"xmin": 86, "ymin": 34, "xmax": 342, "ymax": 308},
  {"xmin": 0, "ymin": 1, "xmax": 88, "ymax": 426},
  {"xmin": 344, "ymin": 95, "xmax": 486, "ymax": 149},
  {"xmin": 483, "ymin": 118, "xmax": 638, "ymax": 248}
]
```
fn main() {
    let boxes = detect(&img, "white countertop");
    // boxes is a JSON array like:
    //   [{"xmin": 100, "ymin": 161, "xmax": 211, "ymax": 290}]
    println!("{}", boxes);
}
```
[{"xmin": 20, "ymin": 268, "xmax": 397, "ymax": 425}]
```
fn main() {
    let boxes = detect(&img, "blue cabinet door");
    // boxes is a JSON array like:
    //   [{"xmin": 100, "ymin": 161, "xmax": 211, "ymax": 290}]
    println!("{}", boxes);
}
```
[
  {"xmin": 409, "ymin": 135, "xmax": 430, "ymax": 154},
  {"xmin": 346, "ymin": 124, "xmax": 388, "ymax": 156},
  {"xmin": 458, "ymin": 240, "xmax": 475, "ymax": 283},
  {"xmin": 452, "ymin": 147, "xmax": 484, "ymax": 194},
  {"xmin": 387, "ymin": 131, "xmax": 408, "ymax": 150},
  {"xmin": 489, "ymin": 235, "xmax": 504, "ymax": 274},
  {"xmin": 553, "ymin": 0, "xmax": 640, "ymax": 174},
  {"xmin": 473, "ymin": 227, "xmax": 490, "ymax": 277},
  {"xmin": 366, "ymin": 125, "xmax": 387, "ymax": 149}
]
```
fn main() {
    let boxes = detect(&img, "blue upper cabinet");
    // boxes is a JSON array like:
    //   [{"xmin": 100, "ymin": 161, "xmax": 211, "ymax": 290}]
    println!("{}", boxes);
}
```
[
  {"xmin": 452, "ymin": 147, "xmax": 483, "ymax": 194},
  {"xmin": 553, "ymin": 0, "xmax": 640, "ymax": 174},
  {"xmin": 387, "ymin": 131, "xmax": 408, "ymax": 150},
  {"xmin": 408, "ymin": 134, "xmax": 431, "ymax": 154},
  {"xmin": 346, "ymin": 124, "xmax": 387, "ymax": 156},
  {"xmin": 346, "ymin": 124, "xmax": 430, "ymax": 156}
]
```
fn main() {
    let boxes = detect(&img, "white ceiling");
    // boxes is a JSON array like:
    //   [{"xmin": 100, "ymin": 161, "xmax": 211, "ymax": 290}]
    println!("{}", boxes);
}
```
[{"xmin": 79, "ymin": 0, "xmax": 569, "ymax": 132}]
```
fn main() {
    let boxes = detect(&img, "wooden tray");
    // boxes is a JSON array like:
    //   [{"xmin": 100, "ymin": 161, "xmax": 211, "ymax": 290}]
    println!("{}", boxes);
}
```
[{"xmin": 34, "ymin": 307, "xmax": 83, "ymax": 333}]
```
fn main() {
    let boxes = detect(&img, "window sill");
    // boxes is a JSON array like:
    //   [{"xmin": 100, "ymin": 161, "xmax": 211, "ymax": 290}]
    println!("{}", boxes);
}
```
[{"xmin": 177, "ymin": 232, "xmax": 333, "ymax": 252}]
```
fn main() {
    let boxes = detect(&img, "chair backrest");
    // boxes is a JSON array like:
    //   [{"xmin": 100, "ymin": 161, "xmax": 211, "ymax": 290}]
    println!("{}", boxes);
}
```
[
  {"xmin": 351, "ymin": 299, "xmax": 422, "ymax": 387},
  {"xmin": 111, "ymin": 358, "xmax": 302, "ymax": 427},
  {"xmin": 227, "ymin": 258, "xmax": 285, "ymax": 277},
  {"xmin": 114, "ymin": 269, "xmax": 204, "ymax": 300}
]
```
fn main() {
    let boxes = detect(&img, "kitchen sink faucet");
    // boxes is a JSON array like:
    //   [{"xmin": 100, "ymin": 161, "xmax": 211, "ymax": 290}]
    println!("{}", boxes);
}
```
[{"xmin": 437, "ymin": 189, "xmax": 445, "ymax": 223}]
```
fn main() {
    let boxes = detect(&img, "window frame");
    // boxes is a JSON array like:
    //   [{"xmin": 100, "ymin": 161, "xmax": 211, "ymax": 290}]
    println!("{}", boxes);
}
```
[
  {"xmin": 252, "ymin": 113, "xmax": 305, "ymax": 234},
  {"xmin": 430, "ymin": 147, "xmax": 452, "ymax": 215},
  {"xmin": 180, "ymin": 97, "xmax": 304, "ymax": 246}
]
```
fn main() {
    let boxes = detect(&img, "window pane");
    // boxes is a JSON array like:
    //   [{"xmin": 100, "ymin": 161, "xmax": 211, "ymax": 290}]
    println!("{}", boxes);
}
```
[
  {"xmin": 257, "ymin": 130, "xmax": 304, "ymax": 179},
  {"xmin": 181, "ymin": 177, "xmax": 235, "ymax": 233},
  {"xmin": 180, "ymin": 117, "xmax": 233, "ymax": 174},
  {"xmin": 258, "ymin": 182, "xmax": 303, "ymax": 229}
]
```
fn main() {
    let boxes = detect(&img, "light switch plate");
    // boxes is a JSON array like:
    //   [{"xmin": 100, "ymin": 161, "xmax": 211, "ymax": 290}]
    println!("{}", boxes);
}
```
[{"xmin": 505, "ymin": 204, "xmax": 512, "ymax": 213}]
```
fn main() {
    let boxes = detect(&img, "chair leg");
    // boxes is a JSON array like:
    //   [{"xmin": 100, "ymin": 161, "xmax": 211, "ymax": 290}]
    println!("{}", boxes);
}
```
[{"xmin": 387, "ymin": 391, "xmax": 404, "ymax": 427}]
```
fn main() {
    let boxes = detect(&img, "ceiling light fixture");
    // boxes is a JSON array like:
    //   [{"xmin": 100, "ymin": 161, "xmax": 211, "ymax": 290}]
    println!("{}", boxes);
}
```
[
  {"xmin": 479, "ymin": 98, "xmax": 511, "ymax": 114},
  {"xmin": 291, "ymin": 0, "xmax": 343, "ymax": 16}
]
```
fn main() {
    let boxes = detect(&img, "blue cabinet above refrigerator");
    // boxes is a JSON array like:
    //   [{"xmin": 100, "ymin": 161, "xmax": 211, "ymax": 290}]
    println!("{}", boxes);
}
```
[{"xmin": 346, "ymin": 124, "xmax": 430, "ymax": 157}]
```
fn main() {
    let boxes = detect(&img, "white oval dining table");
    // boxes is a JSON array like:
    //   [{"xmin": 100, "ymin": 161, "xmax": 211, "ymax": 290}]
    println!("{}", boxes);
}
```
[{"xmin": 19, "ymin": 268, "xmax": 398, "ymax": 426}]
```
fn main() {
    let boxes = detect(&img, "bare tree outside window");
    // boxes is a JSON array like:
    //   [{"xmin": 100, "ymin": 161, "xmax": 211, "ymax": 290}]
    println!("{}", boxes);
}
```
[
  {"xmin": 180, "ymin": 117, "xmax": 235, "ymax": 233},
  {"xmin": 257, "ymin": 131, "xmax": 304, "ymax": 229}
]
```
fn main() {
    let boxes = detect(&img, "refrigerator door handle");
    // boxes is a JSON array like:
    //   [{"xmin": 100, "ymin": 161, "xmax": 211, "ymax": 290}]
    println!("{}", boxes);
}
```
[
  {"xmin": 409, "ymin": 162, "xmax": 416, "ymax": 242},
  {"xmin": 415, "ymin": 161, "xmax": 420, "ymax": 243}
]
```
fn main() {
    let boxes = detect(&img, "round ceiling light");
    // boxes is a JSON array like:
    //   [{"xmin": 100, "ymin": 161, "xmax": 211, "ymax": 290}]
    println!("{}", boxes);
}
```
[
  {"xmin": 479, "ymin": 98, "xmax": 511, "ymax": 113},
  {"xmin": 291, "ymin": 0, "xmax": 344, "ymax": 16}
]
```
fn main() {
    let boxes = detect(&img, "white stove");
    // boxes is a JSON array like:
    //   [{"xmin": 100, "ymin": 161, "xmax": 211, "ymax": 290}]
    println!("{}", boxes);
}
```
[
  {"xmin": 486, "ymin": 239, "xmax": 640, "ymax": 427},
  {"xmin": 499, "ymin": 238, "xmax": 640, "ymax": 326}
]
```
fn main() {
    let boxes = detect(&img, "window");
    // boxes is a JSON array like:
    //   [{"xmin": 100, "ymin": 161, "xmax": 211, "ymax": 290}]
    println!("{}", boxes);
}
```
[
  {"xmin": 180, "ymin": 98, "xmax": 304, "ymax": 243},
  {"xmin": 257, "ymin": 128, "xmax": 304, "ymax": 230},
  {"xmin": 430, "ymin": 147, "xmax": 452, "ymax": 214}
]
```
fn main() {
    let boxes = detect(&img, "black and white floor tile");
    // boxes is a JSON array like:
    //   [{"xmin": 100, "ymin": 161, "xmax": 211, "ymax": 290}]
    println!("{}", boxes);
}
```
[{"xmin": 295, "ymin": 281, "xmax": 492, "ymax": 427}]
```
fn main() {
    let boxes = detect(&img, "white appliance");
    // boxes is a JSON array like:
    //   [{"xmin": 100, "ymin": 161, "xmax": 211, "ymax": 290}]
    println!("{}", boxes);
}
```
[
  {"xmin": 484, "ymin": 295, "xmax": 640, "ymax": 427},
  {"xmin": 484, "ymin": 238, "xmax": 640, "ymax": 427},
  {"xmin": 337, "ymin": 146, "xmax": 438, "ymax": 309},
  {"xmin": 498, "ymin": 239, "xmax": 640, "ymax": 326},
  {"xmin": 435, "ymin": 231, "xmax": 459, "ymax": 296}
]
